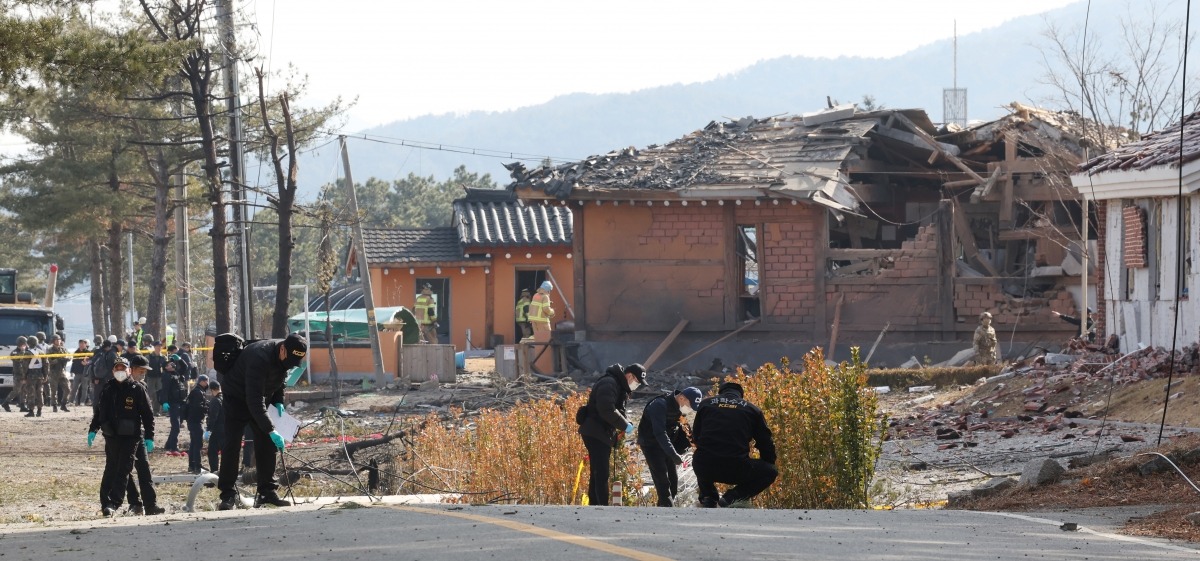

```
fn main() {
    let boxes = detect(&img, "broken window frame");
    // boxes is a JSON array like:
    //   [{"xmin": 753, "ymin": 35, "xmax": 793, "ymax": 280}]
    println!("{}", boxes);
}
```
[{"xmin": 736, "ymin": 224, "xmax": 761, "ymax": 321}]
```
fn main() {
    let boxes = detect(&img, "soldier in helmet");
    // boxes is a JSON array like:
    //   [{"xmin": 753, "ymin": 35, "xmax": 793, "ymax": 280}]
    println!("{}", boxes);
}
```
[
  {"xmin": 3, "ymin": 336, "xmax": 33, "ymax": 412},
  {"xmin": 973, "ymin": 312, "xmax": 999, "ymax": 366},
  {"xmin": 46, "ymin": 334, "xmax": 70, "ymax": 412},
  {"xmin": 23, "ymin": 334, "xmax": 46, "ymax": 417}
]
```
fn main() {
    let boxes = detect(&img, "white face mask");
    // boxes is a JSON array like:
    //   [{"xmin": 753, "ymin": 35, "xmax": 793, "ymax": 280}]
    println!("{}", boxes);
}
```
[
  {"xmin": 113, "ymin": 370, "xmax": 129, "ymax": 382},
  {"xmin": 679, "ymin": 402, "xmax": 694, "ymax": 415},
  {"xmin": 628, "ymin": 378, "xmax": 640, "ymax": 392}
]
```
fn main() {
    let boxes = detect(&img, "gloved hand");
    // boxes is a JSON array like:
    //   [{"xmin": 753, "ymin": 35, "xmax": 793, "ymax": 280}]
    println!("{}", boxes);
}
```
[
  {"xmin": 144, "ymin": 439, "xmax": 154, "ymax": 454},
  {"xmin": 87, "ymin": 431, "xmax": 96, "ymax": 447},
  {"xmin": 672, "ymin": 453, "xmax": 685, "ymax": 466},
  {"xmin": 273, "ymin": 403, "xmax": 284, "ymax": 416},
  {"xmin": 203, "ymin": 431, "xmax": 211, "ymax": 442},
  {"xmin": 268, "ymin": 431, "xmax": 285, "ymax": 450},
  {"xmin": 162, "ymin": 403, "xmax": 169, "ymax": 413},
  {"xmin": 625, "ymin": 422, "xmax": 635, "ymax": 434}
]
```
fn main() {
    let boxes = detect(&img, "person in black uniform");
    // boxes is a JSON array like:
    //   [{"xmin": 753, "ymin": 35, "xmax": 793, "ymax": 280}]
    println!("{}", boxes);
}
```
[
  {"xmin": 124, "ymin": 353, "xmax": 166, "ymax": 515},
  {"xmin": 691, "ymin": 381, "xmax": 777, "ymax": 508},
  {"xmin": 161, "ymin": 355, "xmax": 188, "ymax": 453},
  {"xmin": 577, "ymin": 363, "xmax": 646, "ymax": 506},
  {"xmin": 185, "ymin": 375, "xmax": 210, "ymax": 473},
  {"xmin": 205, "ymin": 380, "xmax": 225, "ymax": 473},
  {"xmin": 87, "ymin": 356, "xmax": 156, "ymax": 516},
  {"xmin": 637, "ymin": 386, "xmax": 704, "ymax": 507},
  {"xmin": 217, "ymin": 333, "xmax": 308, "ymax": 510}
]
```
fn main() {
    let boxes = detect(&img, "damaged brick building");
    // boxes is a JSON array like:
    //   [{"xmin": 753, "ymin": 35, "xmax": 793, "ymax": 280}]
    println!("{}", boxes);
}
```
[{"xmin": 506, "ymin": 103, "xmax": 1109, "ymax": 371}]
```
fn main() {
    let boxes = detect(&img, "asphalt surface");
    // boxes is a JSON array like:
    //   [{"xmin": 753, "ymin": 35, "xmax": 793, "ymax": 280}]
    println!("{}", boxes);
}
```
[{"xmin": 0, "ymin": 500, "xmax": 1195, "ymax": 561}]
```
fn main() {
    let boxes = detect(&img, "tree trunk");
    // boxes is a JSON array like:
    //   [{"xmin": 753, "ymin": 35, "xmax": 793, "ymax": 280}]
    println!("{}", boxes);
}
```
[
  {"xmin": 105, "ymin": 221, "xmax": 124, "ymax": 339},
  {"xmin": 184, "ymin": 54, "xmax": 232, "ymax": 334},
  {"xmin": 253, "ymin": 76, "xmax": 298, "ymax": 339},
  {"xmin": 89, "ymin": 240, "xmax": 106, "ymax": 340},
  {"xmin": 146, "ymin": 153, "xmax": 171, "ymax": 343},
  {"xmin": 325, "ymin": 292, "xmax": 339, "ymax": 407}
]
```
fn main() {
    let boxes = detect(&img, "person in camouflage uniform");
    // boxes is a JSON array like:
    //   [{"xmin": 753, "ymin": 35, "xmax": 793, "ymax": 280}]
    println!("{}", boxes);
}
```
[
  {"xmin": 23, "ymin": 333, "xmax": 46, "ymax": 416},
  {"xmin": 3, "ymin": 336, "xmax": 32, "ymax": 412},
  {"xmin": 46, "ymin": 334, "xmax": 70, "ymax": 412}
]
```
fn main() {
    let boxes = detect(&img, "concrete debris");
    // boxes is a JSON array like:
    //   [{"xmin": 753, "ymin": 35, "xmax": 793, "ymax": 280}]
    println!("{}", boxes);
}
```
[
  {"xmin": 1018, "ymin": 458, "xmax": 1065, "ymax": 487},
  {"xmin": 900, "ymin": 356, "xmax": 922, "ymax": 369},
  {"xmin": 1138, "ymin": 455, "xmax": 1174, "ymax": 476},
  {"xmin": 947, "ymin": 477, "xmax": 1017, "ymax": 507}
]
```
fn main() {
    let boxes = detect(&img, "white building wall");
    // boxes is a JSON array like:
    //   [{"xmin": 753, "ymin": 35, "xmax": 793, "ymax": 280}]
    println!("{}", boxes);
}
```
[{"xmin": 1105, "ymin": 195, "xmax": 1199, "ymax": 352}]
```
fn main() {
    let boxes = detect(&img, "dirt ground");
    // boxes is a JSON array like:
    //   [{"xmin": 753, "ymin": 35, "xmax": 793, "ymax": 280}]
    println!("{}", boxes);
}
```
[{"xmin": 1, "ymin": 355, "xmax": 1197, "ymax": 545}]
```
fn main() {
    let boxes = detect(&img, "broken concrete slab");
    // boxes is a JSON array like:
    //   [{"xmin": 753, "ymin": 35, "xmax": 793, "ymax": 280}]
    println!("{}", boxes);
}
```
[
  {"xmin": 1138, "ymin": 455, "xmax": 1175, "ymax": 476},
  {"xmin": 1043, "ymin": 353, "xmax": 1075, "ymax": 365},
  {"xmin": 1018, "ymin": 458, "xmax": 1065, "ymax": 487},
  {"xmin": 900, "ymin": 356, "xmax": 922, "ymax": 369},
  {"xmin": 939, "ymin": 348, "xmax": 976, "ymax": 368}
]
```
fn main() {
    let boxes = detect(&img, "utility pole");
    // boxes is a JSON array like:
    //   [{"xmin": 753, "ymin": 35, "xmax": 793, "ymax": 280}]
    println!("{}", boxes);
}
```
[
  {"xmin": 127, "ymin": 232, "xmax": 136, "ymax": 327},
  {"xmin": 217, "ymin": 0, "xmax": 254, "ymax": 338},
  {"xmin": 340, "ymin": 136, "xmax": 387, "ymax": 388}
]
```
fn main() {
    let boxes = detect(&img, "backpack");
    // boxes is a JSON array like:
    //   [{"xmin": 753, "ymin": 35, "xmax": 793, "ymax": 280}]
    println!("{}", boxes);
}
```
[{"xmin": 212, "ymin": 333, "xmax": 250, "ymax": 375}]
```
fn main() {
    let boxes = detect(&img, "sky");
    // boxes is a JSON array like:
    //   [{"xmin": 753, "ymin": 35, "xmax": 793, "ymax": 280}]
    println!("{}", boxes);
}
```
[{"xmin": 246, "ymin": 0, "xmax": 1082, "ymax": 131}]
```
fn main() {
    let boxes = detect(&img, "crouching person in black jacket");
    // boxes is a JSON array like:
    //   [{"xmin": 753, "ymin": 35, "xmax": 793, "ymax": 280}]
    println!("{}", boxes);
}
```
[
  {"xmin": 637, "ymin": 387, "xmax": 704, "ymax": 507},
  {"xmin": 217, "ymin": 334, "xmax": 307, "ymax": 510},
  {"xmin": 87, "ymin": 357, "xmax": 156, "ymax": 516},
  {"xmin": 691, "ymin": 381, "xmax": 777, "ymax": 508},
  {"xmin": 577, "ymin": 363, "xmax": 646, "ymax": 506}
]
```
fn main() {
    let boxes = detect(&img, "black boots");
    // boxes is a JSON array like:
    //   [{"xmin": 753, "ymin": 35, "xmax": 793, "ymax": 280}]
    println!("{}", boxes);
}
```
[
  {"xmin": 218, "ymin": 496, "xmax": 238, "ymax": 511},
  {"xmin": 254, "ymin": 493, "xmax": 291, "ymax": 508}
]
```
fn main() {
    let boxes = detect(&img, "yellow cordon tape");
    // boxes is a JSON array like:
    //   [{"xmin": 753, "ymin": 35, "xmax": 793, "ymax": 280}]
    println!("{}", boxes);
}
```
[
  {"xmin": 386, "ymin": 505, "xmax": 673, "ymax": 561},
  {"xmin": 0, "ymin": 347, "xmax": 213, "ymax": 361}
]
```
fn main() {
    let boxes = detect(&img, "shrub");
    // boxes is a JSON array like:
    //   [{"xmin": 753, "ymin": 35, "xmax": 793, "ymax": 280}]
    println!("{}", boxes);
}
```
[
  {"xmin": 718, "ymin": 347, "xmax": 885, "ymax": 509},
  {"xmin": 410, "ymin": 393, "xmax": 591, "ymax": 504}
]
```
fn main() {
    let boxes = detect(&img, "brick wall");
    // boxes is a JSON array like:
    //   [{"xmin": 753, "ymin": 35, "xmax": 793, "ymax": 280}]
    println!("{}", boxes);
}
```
[
  {"xmin": 879, "ymin": 224, "xmax": 939, "ymax": 280},
  {"xmin": 953, "ymin": 282, "xmax": 1075, "ymax": 326},
  {"xmin": 639, "ymin": 204, "xmax": 722, "ymax": 246},
  {"xmin": 1123, "ymin": 204, "xmax": 1147, "ymax": 268},
  {"xmin": 740, "ymin": 204, "xmax": 822, "ymax": 325}
]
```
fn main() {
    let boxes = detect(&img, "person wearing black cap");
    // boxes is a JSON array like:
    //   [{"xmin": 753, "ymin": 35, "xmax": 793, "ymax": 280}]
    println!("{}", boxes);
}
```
[
  {"xmin": 205, "ymin": 380, "xmax": 224, "ymax": 473},
  {"xmin": 1052, "ymin": 307, "xmax": 1096, "ymax": 342},
  {"xmin": 185, "ymin": 375, "xmax": 210, "ymax": 473},
  {"xmin": 217, "ymin": 333, "xmax": 308, "ymax": 510},
  {"xmin": 87, "ymin": 356, "xmax": 156, "ymax": 516},
  {"xmin": 124, "ymin": 354, "xmax": 166, "ymax": 515},
  {"xmin": 637, "ymin": 386, "xmax": 704, "ymax": 507},
  {"xmin": 160, "ymin": 354, "xmax": 188, "ymax": 453},
  {"xmin": 577, "ymin": 363, "xmax": 645, "ymax": 506},
  {"xmin": 691, "ymin": 381, "xmax": 777, "ymax": 508}
]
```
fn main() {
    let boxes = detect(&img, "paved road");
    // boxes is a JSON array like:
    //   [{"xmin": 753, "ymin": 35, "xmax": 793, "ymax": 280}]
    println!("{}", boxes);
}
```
[{"xmin": 1, "ymin": 501, "xmax": 1195, "ymax": 560}]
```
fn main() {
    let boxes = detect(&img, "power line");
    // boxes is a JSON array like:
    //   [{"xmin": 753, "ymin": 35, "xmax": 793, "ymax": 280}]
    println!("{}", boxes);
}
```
[{"xmin": 315, "ymin": 129, "xmax": 580, "ymax": 164}]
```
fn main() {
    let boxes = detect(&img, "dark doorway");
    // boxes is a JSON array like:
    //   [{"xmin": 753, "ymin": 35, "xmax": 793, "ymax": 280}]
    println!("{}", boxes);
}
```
[
  {"xmin": 514, "ymin": 269, "xmax": 550, "ymax": 341},
  {"xmin": 415, "ymin": 277, "xmax": 450, "ymax": 343}
]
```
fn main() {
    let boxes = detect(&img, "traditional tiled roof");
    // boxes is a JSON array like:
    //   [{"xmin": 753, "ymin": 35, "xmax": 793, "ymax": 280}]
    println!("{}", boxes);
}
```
[
  {"xmin": 453, "ymin": 188, "xmax": 572, "ymax": 247},
  {"xmin": 1078, "ymin": 112, "xmax": 1200, "ymax": 174},
  {"xmin": 360, "ymin": 227, "xmax": 477, "ymax": 264}
]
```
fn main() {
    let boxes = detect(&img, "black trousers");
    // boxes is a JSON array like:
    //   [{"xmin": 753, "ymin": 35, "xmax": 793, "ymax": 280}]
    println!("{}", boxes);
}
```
[
  {"xmin": 187, "ymin": 420, "xmax": 204, "ymax": 471},
  {"xmin": 639, "ymin": 443, "xmax": 678, "ymax": 507},
  {"xmin": 692, "ymin": 451, "xmax": 778, "ymax": 506},
  {"xmin": 208, "ymin": 434, "xmax": 224, "ymax": 473},
  {"xmin": 582, "ymin": 436, "xmax": 613, "ymax": 506},
  {"xmin": 99, "ymin": 436, "xmax": 140, "ymax": 507},
  {"xmin": 99, "ymin": 439, "xmax": 156, "ymax": 508},
  {"xmin": 218, "ymin": 396, "xmax": 278, "ymax": 499}
]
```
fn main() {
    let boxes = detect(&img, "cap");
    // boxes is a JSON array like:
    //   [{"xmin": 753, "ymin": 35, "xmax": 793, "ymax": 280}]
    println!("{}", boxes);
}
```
[
  {"xmin": 94, "ymin": 335, "xmax": 103, "ymax": 345},
  {"xmin": 197, "ymin": 374, "xmax": 209, "ymax": 383},
  {"xmin": 108, "ymin": 335, "xmax": 118, "ymax": 343},
  {"xmin": 127, "ymin": 354, "xmax": 149, "ymax": 368},
  {"xmin": 624, "ymin": 363, "xmax": 647, "ymax": 385},
  {"xmin": 540, "ymin": 280, "xmax": 552, "ymax": 291},
  {"xmin": 113, "ymin": 357, "xmax": 130, "ymax": 368},
  {"xmin": 678, "ymin": 387, "xmax": 704, "ymax": 411},
  {"xmin": 282, "ymin": 333, "xmax": 309, "ymax": 367},
  {"xmin": 114, "ymin": 339, "xmax": 126, "ymax": 347},
  {"xmin": 718, "ymin": 381, "xmax": 744, "ymax": 397},
  {"xmin": 208, "ymin": 380, "xmax": 221, "ymax": 390},
  {"xmin": 1087, "ymin": 307, "xmax": 1095, "ymax": 314},
  {"xmin": 153, "ymin": 340, "xmax": 163, "ymax": 347},
  {"xmin": 167, "ymin": 353, "xmax": 181, "ymax": 362}
]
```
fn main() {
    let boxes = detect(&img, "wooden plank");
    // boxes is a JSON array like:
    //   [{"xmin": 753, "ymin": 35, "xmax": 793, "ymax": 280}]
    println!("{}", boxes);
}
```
[
  {"xmin": 826, "ymin": 249, "xmax": 907, "ymax": 259},
  {"xmin": 936, "ymin": 200, "xmax": 956, "ymax": 337},
  {"xmin": 890, "ymin": 112, "xmax": 987, "ymax": 184},
  {"xmin": 951, "ymin": 198, "xmax": 1000, "ymax": 276},
  {"xmin": 643, "ymin": 319, "xmax": 689, "ymax": 369},
  {"xmin": 828, "ymin": 277, "xmax": 939, "ymax": 286},
  {"xmin": 828, "ymin": 292, "xmax": 845, "ymax": 362},
  {"xmin": 974, "ymin": 165, "xmax": 1005, "ymax": 200},
  {"xmin": 863, "ymin": 322, "xmax": 891, "ymax": 364},
  {"xmin": 659, "ymin": 319, "xmax": 760, "ymax": 372}
]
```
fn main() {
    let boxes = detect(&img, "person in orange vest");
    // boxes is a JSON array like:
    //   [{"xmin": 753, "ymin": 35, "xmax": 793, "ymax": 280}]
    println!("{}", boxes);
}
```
[
  {"xmin": 414, "ymin": 284, "xmax": 438, "ymax": 344},
  {"xmin": 515, "ymin": 288, "xmax": 533, "ymax": 341},
  {"xmin": 528, "ymin": 281, "xmax": 555, "ymax": 336}
]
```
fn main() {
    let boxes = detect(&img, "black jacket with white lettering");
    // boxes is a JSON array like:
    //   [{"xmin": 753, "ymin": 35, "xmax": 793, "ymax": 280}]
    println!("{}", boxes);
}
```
[{"xmin": 691, "ymin": 389, "xmax": 775, "ymax": 463}]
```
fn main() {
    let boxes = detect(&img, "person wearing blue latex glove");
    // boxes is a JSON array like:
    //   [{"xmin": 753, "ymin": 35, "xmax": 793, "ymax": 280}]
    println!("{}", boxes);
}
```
[
  {"xmin": 203, "ymin": 431, "xmax": 211, "ymax": 442},
  {"xmin": 577, "ymin": 363, "xmax": 647, "ymax": 506},
  {"xmin": 88, "ymin": 431, "xmax": 96, "ymax": 447},
  {"xmin": 216, "ymin": 333, "xmax": 309, "ymax": 511},
  {"xmin": 144, "ymin": 439, "xmax": 154, "ymax": 454},
  {"xmin": 88, "ymin": 357, "xmax": 156, "ymax": 516},
  {"xmin": 162, "ymin": 403, "xmax": 169, "ymax": 413}
]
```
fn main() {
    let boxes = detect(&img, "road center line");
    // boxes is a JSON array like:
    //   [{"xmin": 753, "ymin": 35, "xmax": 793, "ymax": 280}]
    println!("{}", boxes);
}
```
[{"xmin": 386, "ymin": 505, "xmax": 675, "ymax": 561}]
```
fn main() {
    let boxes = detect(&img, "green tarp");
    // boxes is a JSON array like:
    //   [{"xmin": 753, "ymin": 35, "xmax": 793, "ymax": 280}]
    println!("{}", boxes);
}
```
[{"xmin": 288, "ymin": 306, "xmax": 420, "ymax": 345}]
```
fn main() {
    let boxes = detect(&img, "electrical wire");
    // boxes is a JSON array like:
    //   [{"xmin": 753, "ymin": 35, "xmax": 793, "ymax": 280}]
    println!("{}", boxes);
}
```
[
  {"xmin": 1157, "ymin": 0, "xmax": 1191, "ymax": 445},
  {"xmin": 317, "ymin": 129, "xmax": 579, "ymax": 165}
]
